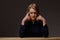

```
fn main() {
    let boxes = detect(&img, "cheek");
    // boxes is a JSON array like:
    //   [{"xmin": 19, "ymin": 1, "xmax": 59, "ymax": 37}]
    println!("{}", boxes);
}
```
[
  {"xmin": 30, "ymin": 14, "xmax": 33, "ymax": 17},
  {"xmin": 35, "ymin": 14, "xmax": 37, "ymax": 17}
]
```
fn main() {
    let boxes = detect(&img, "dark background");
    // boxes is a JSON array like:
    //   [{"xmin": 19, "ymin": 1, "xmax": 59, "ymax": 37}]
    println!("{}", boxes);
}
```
[{"xmin": 0, "ymin": 0, "xmax": 60, "ymax": 37}]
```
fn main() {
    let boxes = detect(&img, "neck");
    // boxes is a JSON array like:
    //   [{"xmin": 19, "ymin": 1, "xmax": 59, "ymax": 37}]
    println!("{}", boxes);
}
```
[{"xmin": 31, "ymin": 19, "xmax": 36, "ymax": 24}]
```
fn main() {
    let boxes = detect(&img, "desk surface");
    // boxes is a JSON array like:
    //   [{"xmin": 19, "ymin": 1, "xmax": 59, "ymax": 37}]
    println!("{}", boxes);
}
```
[{"xmin": 0, "ymin": 37, "xmax": 60, "ymax": 40}]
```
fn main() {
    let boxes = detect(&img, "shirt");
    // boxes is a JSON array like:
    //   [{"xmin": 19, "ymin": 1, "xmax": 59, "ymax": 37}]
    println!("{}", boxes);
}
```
[{"xmin": 19, "ymin": 20, "xmax": 49, "ymax": 37}]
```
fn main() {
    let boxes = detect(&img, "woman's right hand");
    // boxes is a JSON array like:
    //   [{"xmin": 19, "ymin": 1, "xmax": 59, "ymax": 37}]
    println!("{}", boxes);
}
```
[{"xmin": 21, "ymin": 13, "xmax": 31, "ymax": 25}]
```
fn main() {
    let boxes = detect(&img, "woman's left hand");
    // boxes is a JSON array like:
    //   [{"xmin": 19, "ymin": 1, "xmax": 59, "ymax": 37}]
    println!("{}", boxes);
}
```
[{"xmin": 36, "ymin": 15, "xmax": 47, "ymax": 26}]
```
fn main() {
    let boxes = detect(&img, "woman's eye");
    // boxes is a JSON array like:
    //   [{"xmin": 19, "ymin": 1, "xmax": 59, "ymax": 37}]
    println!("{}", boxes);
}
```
[
  {"xmin": 34, "ymin": 12, "xmax": 37, "ymax": 14},
  {"xmin": 30, "ymin": 12, "xmax": 37, "ymax": 14},
  {"xmin": 30, "ymin": 12, "xmax": 33, "ymax": 14},
  {"xmin": 34, "ymin": 12, "xmax": 36, "ymax": 14}
]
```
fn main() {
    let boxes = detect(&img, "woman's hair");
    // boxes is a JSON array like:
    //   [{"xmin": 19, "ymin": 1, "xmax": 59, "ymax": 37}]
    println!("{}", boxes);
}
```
[{"xmin": 26, "ymin": 3, "xmax": 40, "ymax": 16}]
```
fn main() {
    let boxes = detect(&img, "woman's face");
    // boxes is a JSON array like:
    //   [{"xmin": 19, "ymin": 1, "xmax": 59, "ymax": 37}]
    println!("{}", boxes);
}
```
[{"xmin": 29, "ymin": 8, "xmax": 37, "ymax": 21}]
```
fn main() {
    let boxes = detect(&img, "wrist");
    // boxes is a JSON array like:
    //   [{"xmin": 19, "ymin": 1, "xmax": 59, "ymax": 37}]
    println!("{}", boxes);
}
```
[{"xmin": 21, "ymin": 20, "xmax": 25, "ymax": 25}]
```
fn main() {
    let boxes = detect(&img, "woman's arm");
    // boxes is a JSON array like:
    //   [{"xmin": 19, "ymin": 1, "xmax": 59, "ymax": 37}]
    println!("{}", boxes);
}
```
[
  {"xmin": 36, "ymin": 15, "xmax": 49, "ymax": 37},
  {"xmin": 36, "ymin": 15, "xmax": 47, "ymax": 26},
  {"xmin": 19, "ymin": 20, "xmax": 29, "ymax": 37},
  {"xmin": 19, "ymin": 24, "xmax": 25, "ymax": 37},
  {"xmin": 21, "ymin": 13, "xmax": 30, "ymax": 26}
]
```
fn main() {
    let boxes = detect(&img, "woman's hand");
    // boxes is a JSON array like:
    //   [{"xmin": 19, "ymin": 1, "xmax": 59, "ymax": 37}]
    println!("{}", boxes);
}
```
[
  {"xmin": 21, "ymin": 13, "xmax": 31, "ymax": 25},
  {"xmin": 36, "ymin": 15, "xmax": 47, "ymax": 26}
]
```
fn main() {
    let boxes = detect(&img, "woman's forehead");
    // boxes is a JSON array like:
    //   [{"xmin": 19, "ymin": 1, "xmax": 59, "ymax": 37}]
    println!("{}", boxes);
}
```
[{"xmin": 29, "ymin": 8, "xmax": 36, "ymax": 12}]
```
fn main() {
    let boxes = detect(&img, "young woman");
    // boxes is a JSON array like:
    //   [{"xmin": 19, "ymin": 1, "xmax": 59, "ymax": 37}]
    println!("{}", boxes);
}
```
[{"xmin": 19, "ymin": 3, "xmax": 49, "ymax": 37}]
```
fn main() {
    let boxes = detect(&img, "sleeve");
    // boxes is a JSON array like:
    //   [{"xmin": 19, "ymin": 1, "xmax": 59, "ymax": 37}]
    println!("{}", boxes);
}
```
[
  {"xmin": 19, "ymin": 21, "xmax": 29, "ymax": 37},
  {"xmin": 38, "ymin": 20, "xmax": 49, "ymax": 37},
  {"xmin": 19, "ymin": 24, "xmax": 25, "ymax": 37},
  {"xmin": 42, "ymin": 24, "xmax": 49, "ymax": 37}
]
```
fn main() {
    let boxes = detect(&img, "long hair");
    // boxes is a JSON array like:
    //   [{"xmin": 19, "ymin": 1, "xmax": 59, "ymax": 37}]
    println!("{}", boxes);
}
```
[{"xmin": 26, "ymin": 3, "xmax": 40, "ymax": 16}]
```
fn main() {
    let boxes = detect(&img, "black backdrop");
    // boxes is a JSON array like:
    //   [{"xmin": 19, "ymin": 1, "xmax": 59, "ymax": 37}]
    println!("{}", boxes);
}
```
[{"xmin": 0, "ymin": 0, "xmax": 60, "ymax": 37}]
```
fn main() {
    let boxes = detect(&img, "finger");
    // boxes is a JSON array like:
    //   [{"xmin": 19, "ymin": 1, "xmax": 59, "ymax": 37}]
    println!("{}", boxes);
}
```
[{"xmin": 26, "ymin": 12, "xmax": 30, "ymax": 16}]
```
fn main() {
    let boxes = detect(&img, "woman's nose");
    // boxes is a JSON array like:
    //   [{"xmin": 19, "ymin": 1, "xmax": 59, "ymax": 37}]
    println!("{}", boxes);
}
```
[{"xmin": 32, "ymin": 13, "xmax": 35, "ymax": 15}]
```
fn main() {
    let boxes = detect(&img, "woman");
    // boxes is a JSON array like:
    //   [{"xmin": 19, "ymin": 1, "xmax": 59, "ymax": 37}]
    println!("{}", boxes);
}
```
[{"xmin": 19, "ymin": 3, "xmax": 49, "ymax": 37}]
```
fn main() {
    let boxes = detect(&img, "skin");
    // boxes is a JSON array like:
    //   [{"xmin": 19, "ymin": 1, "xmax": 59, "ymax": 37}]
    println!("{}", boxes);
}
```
[
  {"xmin": 21, "ymin": 8, "xmax": 46, "ymax": 26},
  {"xmin": 29, "ymin": 8, "xmax": 37, "ymax": 21}
]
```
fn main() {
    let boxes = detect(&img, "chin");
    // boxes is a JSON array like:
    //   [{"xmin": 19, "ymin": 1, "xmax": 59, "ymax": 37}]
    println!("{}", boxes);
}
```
[{"xmin": 31, "ymin": 18, "xmax": 35, "ymax": 21}]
